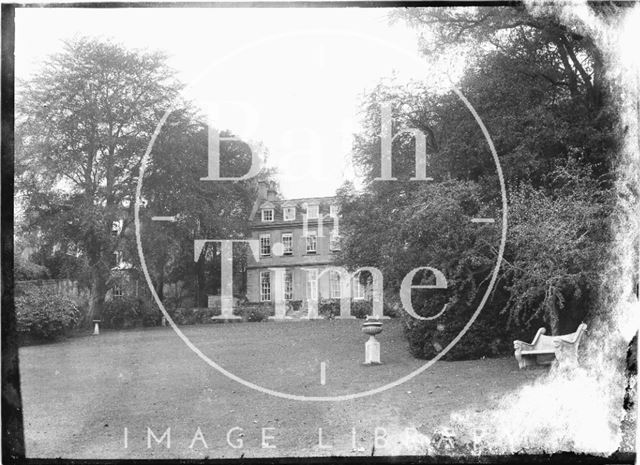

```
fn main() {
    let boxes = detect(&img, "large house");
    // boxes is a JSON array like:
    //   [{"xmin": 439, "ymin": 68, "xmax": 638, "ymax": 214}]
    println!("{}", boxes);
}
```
[{"xmin": 245, "ymin": 182, "xmax": 366, "ymax": 314}]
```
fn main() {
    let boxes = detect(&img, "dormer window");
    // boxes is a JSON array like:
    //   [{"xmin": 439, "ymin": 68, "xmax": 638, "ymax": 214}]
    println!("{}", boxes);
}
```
[
  {"xmin": 261, "ymin": 209, "xmax": 274, "ymax": 222},
  {"xmin": 112, "ymin": 282, "xmax": 124, "ymax": 298},
  {"xmin": 111, "ymin": 250, "xmax": 124, "ymax": 268},
  {"xmin": 306, "ymin": 204, "xmax": 319, "ymax": 220},
  {"xmin": 283, "ymin": 207, "xmax": 296, "ymax": 221}
]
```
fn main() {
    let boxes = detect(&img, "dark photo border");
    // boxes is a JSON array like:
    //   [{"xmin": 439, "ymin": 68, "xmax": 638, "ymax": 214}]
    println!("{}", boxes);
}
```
[{"xmin": 1, "ymin": 2, "xmax": 636, "ymax": 464}]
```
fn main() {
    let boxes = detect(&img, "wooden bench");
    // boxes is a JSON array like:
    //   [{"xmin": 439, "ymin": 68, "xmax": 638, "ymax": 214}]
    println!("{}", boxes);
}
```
[{"xmin": 513, "ymin": 323, "xmax": 587, "ymax": 369}]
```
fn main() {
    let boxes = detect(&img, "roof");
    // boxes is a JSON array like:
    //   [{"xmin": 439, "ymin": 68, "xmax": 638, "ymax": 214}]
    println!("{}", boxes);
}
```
[{"xmin": 259, "ymin": 201, "xmax": 276, "ymax": 209}]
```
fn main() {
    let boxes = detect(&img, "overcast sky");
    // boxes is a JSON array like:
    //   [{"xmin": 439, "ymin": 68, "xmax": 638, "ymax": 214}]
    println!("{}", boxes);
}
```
[{"xmin": 16, "ymin": 7, "xmax": 443, "ymax": 198}]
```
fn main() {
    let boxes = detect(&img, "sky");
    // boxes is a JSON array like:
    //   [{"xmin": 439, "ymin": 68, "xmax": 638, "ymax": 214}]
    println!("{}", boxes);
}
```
[{"xmin": 15, "ymin": 7, "xmax": 441, "ymax": 198}]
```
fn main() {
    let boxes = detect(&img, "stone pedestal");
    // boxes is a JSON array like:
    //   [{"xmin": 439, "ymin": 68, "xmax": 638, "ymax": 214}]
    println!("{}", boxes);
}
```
[
  {"xmin": 364, "ymin": 336, "xmax": 381, "ymax": 364},
  {"xmin": 362, "ymin": 318, "xmax": 383, "ymax": 364}
]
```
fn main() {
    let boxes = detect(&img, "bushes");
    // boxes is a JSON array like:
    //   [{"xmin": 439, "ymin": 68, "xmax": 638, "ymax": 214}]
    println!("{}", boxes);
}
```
[
  {"xmin": 287, "ymin": 300, "xmax": 303, "ymax": 313},
  {"xmin": 167, "ymin": 307, "xmax": 220, "ymax": 325},
  {"xmin": 14, "ymin": 255, "xmax": 50, "ymax": 281},
  {"xmin": 16, "ymin": 288, "xmax": 81, "ymax": 341},
  {"xmin": 318, "ymin": 299, "xmax": 341, "ymax": 319},
  {"xmin": 318, "ymin": 298, "xmax": 397, "ymax": 319},
  {"xmin": 166, "ymin": 303, "xmax": 274, "ymax": 324},
  {"xmin": 234, "ymin": 302, "xmax": 273, "ymax": 322},
  {"xmin": 401, "ymin": 293, "xmax": 512, "ymax": 361},
  {"xmin": 350, "ymin": 300, "xmax": 372, "ymax": 319},
  {"xmin": 102, "ymin": 296, "xmax": 161, "ymax": 329}
]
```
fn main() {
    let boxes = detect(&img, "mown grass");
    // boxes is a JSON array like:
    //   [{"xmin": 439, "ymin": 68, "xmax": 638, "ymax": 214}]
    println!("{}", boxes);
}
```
[{"xmin": 19, "ymin": 319, "xmax": 542, "ymax": 458}]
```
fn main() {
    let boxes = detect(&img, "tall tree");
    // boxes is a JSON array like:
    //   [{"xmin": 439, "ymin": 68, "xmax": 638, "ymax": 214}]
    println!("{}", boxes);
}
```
[
  {"xmin": 133, "ymin": 111, "xmax": 275, "ymax": 307},
  {"xmin": 16, "ymin": 38, "xmax": 181, "ymax": 321},
  {"xmin": 395, "ymin": 5, "xmax": 620, "ymax": 180},
  {"xmin": 336, "ymin": 6, "xmax": 618, "ymax": 356}
]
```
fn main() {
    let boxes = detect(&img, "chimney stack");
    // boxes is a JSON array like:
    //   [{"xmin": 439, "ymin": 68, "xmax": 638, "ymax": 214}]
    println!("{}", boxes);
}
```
[
  {"xmin": 266, "ymin": 181, "xmax": 277, "ymax": 202},
  {"xmin": 257, "ymin": 180, "xmax": 268, "ymax": 201}
]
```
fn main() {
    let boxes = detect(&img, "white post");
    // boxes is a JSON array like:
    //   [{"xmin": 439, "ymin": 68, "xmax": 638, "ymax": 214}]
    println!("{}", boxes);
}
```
[{"xmin": 93, "ymin": 321, "xmax": 100, "ymax": 336}]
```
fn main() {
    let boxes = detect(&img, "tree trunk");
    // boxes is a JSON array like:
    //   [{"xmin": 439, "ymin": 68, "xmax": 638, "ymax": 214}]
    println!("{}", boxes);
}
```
[
  {"xmin": 88, "ymin": 268, "xmax": 108, "ymax": 325},
  {"xmin": 548, "ymin": 297, "xmax": 561, "ymax": 335},
  {"xmin": 156, "ymin": 268, "xmax": 165, "ymax": 302},
  {"xmin": 195, "ymin": 257, "xmax": 206, "ymax": 307}
]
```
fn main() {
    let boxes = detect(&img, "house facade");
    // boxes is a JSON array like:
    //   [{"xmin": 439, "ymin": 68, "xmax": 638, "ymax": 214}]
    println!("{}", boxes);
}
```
[{"xmin": 246, "ymin": 182, "xmax": 366, "ymax": 311}]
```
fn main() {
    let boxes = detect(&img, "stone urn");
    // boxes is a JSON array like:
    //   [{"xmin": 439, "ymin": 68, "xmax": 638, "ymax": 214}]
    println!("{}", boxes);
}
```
[
  {"xmin": 361, "ymin": 318, "xmax": 383, "ymax": 336},
  {"xmin": 362, "ymin": 318, "xmax": 383, "ymax": 364}
]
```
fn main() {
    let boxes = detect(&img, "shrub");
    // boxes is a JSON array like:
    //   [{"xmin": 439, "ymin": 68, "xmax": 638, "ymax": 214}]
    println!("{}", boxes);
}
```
[
  {"xmin": 14, "ymin": 255, "xmax": 50, "ymax": 281},
  {"xmin": 350, "ymin": 300, "xmax": 372, "ymax": 319},
  {"xmin": 166, "ymin": 305, "xmax": 274, "ymax": 325},
  {"xmin": 167, "ymin": 307, "xmax": 220, "ymax": 325},
  {"xmin": 318, "ymin": 299, "xmax": 341, "ymax": 319},
  {"xmin": 102, "ymin": 296, "xmax": 160, "ymax": 329},
  {"xmin": 401, "ymin": 291, "xmax": 512, "ymax": 360},
  {"xmin": 383, "ymin": 294, "xmax": 403, "ymax": 318},
  {"xmin": 16, "ymin": 288, "xmax": 81, "ymax": 340},
  {"xmin": 167, "ymin": 307, "xmax": 195, "ymax": 325},
  {"xmin": 318, "ymin": 299, "xmax": 376, "ymax": 319},
  {"xmin": 287, "ymin": 300, "xmax": 303, "ymax": 313},
  {"xmin": 234, "ymin": 302, "xmax": 273, "ymax": 322},
  {"xmin": 163, "ymin": 296, "xmax": 181, "ymax": 311}
]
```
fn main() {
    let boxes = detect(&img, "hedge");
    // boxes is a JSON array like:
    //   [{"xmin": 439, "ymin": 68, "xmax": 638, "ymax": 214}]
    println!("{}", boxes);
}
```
[
  {"xmin": 102, "ymin": 296, "xmax": 161, "ymax": 329},
  {"xmin": 16, "ymin": 287, "xmax": 82, "ymax": 341},
  {"xmin": 401, "ymin": 292, "xmax": 512, "ymax": 360}
]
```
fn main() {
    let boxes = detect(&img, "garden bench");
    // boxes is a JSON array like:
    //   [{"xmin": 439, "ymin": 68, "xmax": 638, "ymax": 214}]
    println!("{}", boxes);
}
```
[{"xmin": 513, "ymin": 323, "xmax": 587, "ymax": 369}]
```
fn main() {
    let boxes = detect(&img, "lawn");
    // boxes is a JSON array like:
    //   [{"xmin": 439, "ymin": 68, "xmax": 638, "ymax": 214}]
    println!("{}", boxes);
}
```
[{"xmin": 19, "ymin": 319, "xmax": 542, "ymax": 459}]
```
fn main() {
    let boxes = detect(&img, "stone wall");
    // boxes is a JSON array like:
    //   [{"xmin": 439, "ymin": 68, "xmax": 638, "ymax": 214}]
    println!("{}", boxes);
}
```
[{"xmin": 15, "ymin": 279, "xmax": 89, "ymax": 300}]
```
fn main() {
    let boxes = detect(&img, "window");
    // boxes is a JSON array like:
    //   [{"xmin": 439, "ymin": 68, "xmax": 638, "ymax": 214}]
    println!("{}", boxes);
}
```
[
  {"xmin": 282, "ymin": 233, "xmax": 293, "ymax": 255},
  {"xmin": 112, "ymin": 251, "xmax": 123, "ymax": 268},
  {"xmin": 353, "ymin": 275, "xmax": 366, "ymax": 300},
  {"xmin": 306, "ymin": 204, "xmax": 319, "ymax": 219},
  {"xmin": 67, "ymin": 243, "xmax": 82, "ymax": 258},
  {"xmin": 284, "ymin": 270, "xmax": 293, "ymax": 300},
  {"xmin": 330, "ymin": 205, "xmax": 340, "ymax": 217},
  {"xmin": 306, "ymin": 269, "xmax": 318, "ymax": 300},
  {"xmin": 260, "ymin": 271, "xmax": 271, "ymax": 301},
  {"xmin": 112, "ymin": 283, "xmax": 123, "ymax": 297},
  {"xmin": 306, "ymin": 231, "xmax": 317, "ymax": 254},
  {"xmin": 330, "ymin": 233, "xmax": 341, "ymax": 251},
  {"xmin": 111, "ymin": 220, "xmax": 123, "ymax": 237},
  {"xmin": 261, "ymin": 209, "xmax": 274, "ymax": 222},
  {"xmin": 260, "ymin": 234, "xmax": 271, "ymax": 257},
  {"xmin": 330, "ymin": 271, "xmax": 341, "ymax": 299},
  {"xmin": 283, "ymin": 207, "xmax": 296, "ymax": 221}
]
